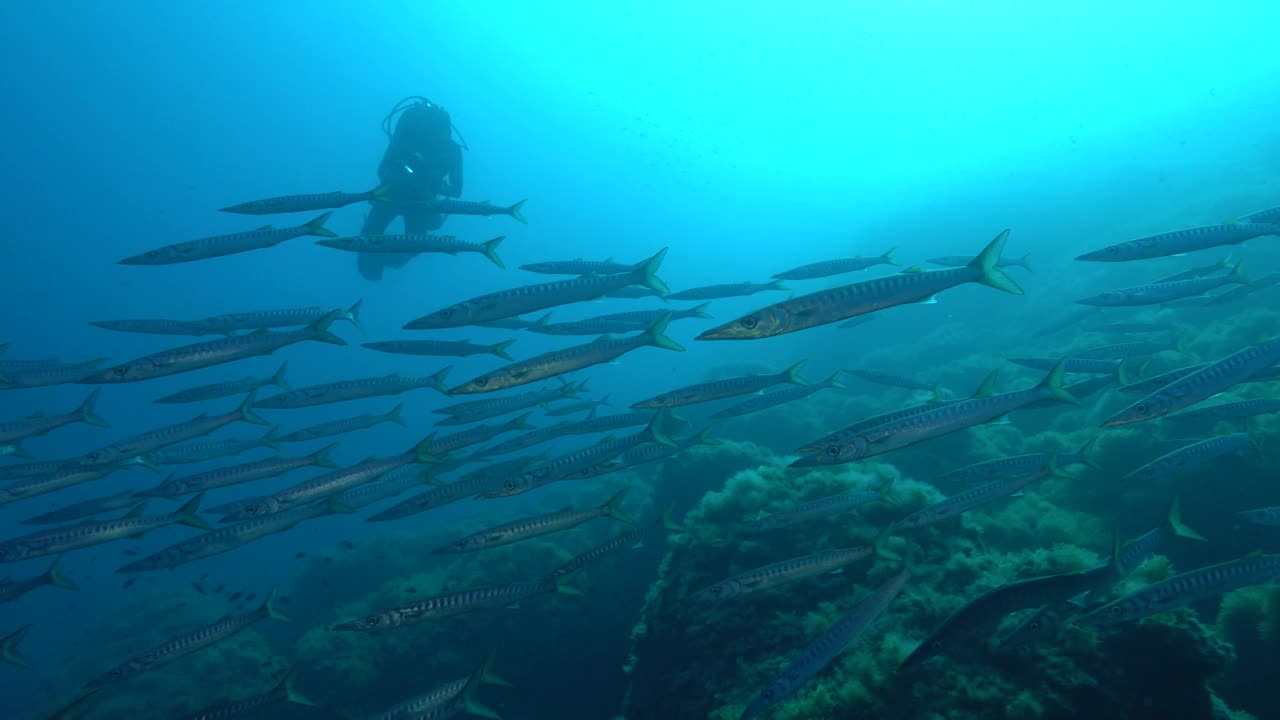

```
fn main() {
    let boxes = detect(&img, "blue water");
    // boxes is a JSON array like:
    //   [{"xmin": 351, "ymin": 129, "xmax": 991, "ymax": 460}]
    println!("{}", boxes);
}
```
[{"xmin": 3, "ymin": 2, "xmax": 1280, "ymax": 718}]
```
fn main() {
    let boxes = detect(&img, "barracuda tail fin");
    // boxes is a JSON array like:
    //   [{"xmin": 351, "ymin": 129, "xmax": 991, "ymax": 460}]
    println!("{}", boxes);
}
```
[
  {"xmin": 481, "ymin": 236, "xmax": 506, "ymax": 269},
  {"xmin": 259, "ymin": 426, "xmax": 283, "ymax": 451},
  {"xmin": 690, "ymin": 302, "xmax": 713, "ymax": 319},
  {"xmin": 45, "ymin": 556, "xmax": 79, "ymax": 591},
  {"xmin": 387, "ymin": 403, "xmax": 408, "ymax": 427},
  {"xmin": 489, "ymin": 339, "xmax": 515, "ymax": 361},
  {"xmin": 1075, "ymin": 436, "xmax": 1102, "ymax": 470},
  {"xmin": 643, "ymin": 409, "xmax": 677, "ymax": 448},
  {"xmin": 301, "ymin": 211, "xmax": 339, "ymax": 238},
  {"xmin": 306, "ymin": 309, "xmax": 347, "ymax": 346},
  {"xmin": 0, "ymin": 625, "xmax": 31, "ymax": 667},
  {"xmin": 824, "ymin": 372, "xmax": 847, "ymax": 389},
  {"xmin": 603, "ymin": 488, "xmax": 637, "ymax": 525},
  {"xmin": 368, "ymin": 184, "xmax": 391, "ymax": 204},
  {"xmin": 1229, "ymin": 260, "xmax": 1251, "ymax": 286},
  {"xmin": 633, "ymin": 247, "xmax": 670, "ymax": 295},
  {"xmin": 312, "ymin": 443, "xmax": 340, "ymax": 469},
  {"xmin": 1037, "ymin": 360, "xmax": 1078, "ymax": 405},
  {"xmin": 968, "ymin": 229, "xmax": 1024, "ymax": 295},
  {"xmin": 881, "ymin": 247, "xmax": 899, "ymax": 266},
  {"xmin": 784, "ymin": 359, "xmax": 809, "ymax": 386},
  {"xmin": 507, "ymin": 198, "xmax": 528, "ymax": 224},
  {"xmin": 175, "ymin": 493, "xmax": 210, "ymax": 530},
  {"xmin": 429, "ymin": 366, "xmax": 453, "ymax": 392},
  {"xmin": 76, "ymin": 390, "xmax": 108, "ymax": 427},
  {"xmin": 412, "ymin": 434, "xmax": 443, "ymax": 464},
  {"xmin": 272, "ymin": 362, "xmax": 290, "ymax": 390},
  {"xmin": 661, "ymin": 503, "xmax": 687, "ymax": 532},
  {"xmin": 643, "ymin": 313, "xmax": 685, "ymax": 352},
  {"xmin": 480, "ymin": 649, "xmax": 514, "ymax": 688},
  {"xmin": 343, "ymin": 299, "xmax": 365, "ymax": 336},
  {"xmin": 238, "ymin": 392, "xmax": 269, "ymax": 426},
  {"xmin": 275, "ymin": 666, "xmax": 313, "ymax": 706},
  {"xmin": 510, "ymin": 412, "xmax": 535, "ymax": 431},
  {"xmin": 261, "ymin": 587, "xmax": 289, "ymax": 621},
  {"xmin": 1167, "ymin": 494, "xmax": 1207, "ymax": 541}
]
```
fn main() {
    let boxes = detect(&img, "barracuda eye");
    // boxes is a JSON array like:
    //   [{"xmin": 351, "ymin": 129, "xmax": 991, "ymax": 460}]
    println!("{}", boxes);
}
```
[
  {"xmin": 1135, "ymin": 403, "xmax": 1148, "ymax": 414},
  {"xmin": 244, "ymin": 505, "xmax": 259, "ymax": 515},
  {"xmin": 1108, "ymin": 605, "xmax": 1124, "ymax": 617},
  {"xmin": 739, "ymin": 317, "xmax": 758, "ymax": 329},
  {"xmin": 440, "ymin": 309, "xmax": 454, "ymax": 318},
  {"xmin": 113, "ymin": 366, "xmax": 129, "ymax": 376},
  {"xmin": 930, "ymin": 640, "xmax": 943, "ymax": 650},
  {"xmin": 365, "ymin": 615, "xmax": 380, "ymax": 626},
  {"xmin": 710, "ymin": 586, "xmax": 723, "ymax": 596},
  {"xmin": 503, "ymin": 480, "xmax": 516, "ymax": 490},
  {"xmin": 1028, "ymin": 620, "xmax": 1041, "ymax": 630},
  {"xmin": 825, "ymin": 446, "xmax": 840, "ymax": 457},
  {"xmin": 475, "ymin": 377, "xmax": 488, "ymax": 387},
  {"xmin": 110, "ymin": 668, "xmax": 123, "ymax": 677}
]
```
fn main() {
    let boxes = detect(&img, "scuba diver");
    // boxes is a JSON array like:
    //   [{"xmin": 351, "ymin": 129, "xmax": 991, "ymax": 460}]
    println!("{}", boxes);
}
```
[{"xmin": 358, "ymin": 96, "xmax": 465, "ymax": 281}]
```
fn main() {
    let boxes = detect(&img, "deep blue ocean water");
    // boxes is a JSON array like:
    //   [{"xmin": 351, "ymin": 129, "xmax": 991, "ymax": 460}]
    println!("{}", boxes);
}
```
[{"xmin": 3, "ymin": 3, "xmax": 1280, "ymax": 719}]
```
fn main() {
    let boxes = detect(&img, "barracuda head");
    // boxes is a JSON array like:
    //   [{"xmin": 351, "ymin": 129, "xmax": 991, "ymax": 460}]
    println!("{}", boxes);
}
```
[{"xmin": 696, "ymin": 306, "xmax": 794, "ymax": 340}]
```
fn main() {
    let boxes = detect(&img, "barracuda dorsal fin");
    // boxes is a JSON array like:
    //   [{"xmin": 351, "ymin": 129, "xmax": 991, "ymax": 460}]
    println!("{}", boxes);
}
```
[
  {"xmin": 900, "ymin": 265, "xmax": 926, "ymax": 274},
  {"xmin": 971, "ymin": 369, "xmax": 1000, "ymax": 398}
]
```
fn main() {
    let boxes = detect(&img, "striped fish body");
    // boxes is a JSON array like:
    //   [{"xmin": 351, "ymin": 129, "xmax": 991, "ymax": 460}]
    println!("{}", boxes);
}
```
[
  {"xmin": 435, "ymin": 383, "xmax": 578, "ymax": 417},
  {"xmin": 796, "ymin": 384, "xmax": 1054, "ymax": 466},
  {"xmin": 0, "ymin": 395, "xmax": 100, "ymax": 444},
  {"xmin": 711, "ymin": 381, "xmax": 833, "ymax": 419},
  {"xmin": 740, "ymin": 492, "xmax": 882, "ymax": 533},
  {"xmin": 154, "ymin": 371, "xmax": 286, "ymax": 404},
  {"xmin": 1121, "ymin": 433, "xmax": 1252, "ymax": 483},
  {"xmin": 459, "ymin": 453, "xmax": 546, "ymax": 483},
  {"xmin": 141, "ymin": 451, "xmax": 329, "ymax": 498},
  {"xmin": 0, "ymin": 468, "xmax": 113, "ymax": 505},
  {"xmin": 0, "ymin": 360, "xmax": 105, "ymax": 389},
  {"xmin": 405, "ymin": 249, "xmax": 668, "ymax": 329},
  {"xmin": 78, "ymin": 323, "xmax": 340, "ymax": 384},
  {"xmin": 256, "ymin": 373, "xmax": 446, "ymax": 409},
  {"xmin": 1104, "ymin": 338, "xmax": 1280, "ymax": 426},
  {"xmin": 557, "ymin": 411, "xmax": 653, "ymax": 436},
  {"xmin": 480, "ymin": 425, "xmax": 661, "ymax": 497},
  {"xmin": 118, "ymin": 502, "xmax": 333, "ymax": 572},
  {"xmin": 1076, "ymin": 223, "xmax": 1280, "ymax": 262},
  {"xmin": 428, "ymin": 198, "xmax": 522, "ymax": 219},
  {"xmin": 1008, "ymin": 357, "xmax": 1121, "ymax": 374},
  {"xmin": 118, "ymin": 214, "xmax": 335, "ymax": 265},
  {"xmin": 541, "ymin": 399, "xmax": 609, "ymax": 417},
  {"xmin": 337, "ymin": 581, "xmax": 558, "ymax": 630},
  {"xmin": 148, "ymin": 436, "xmax": 266, "ymax": 465},
  {"xmin": 437, "ymin": 503, "xmax": 615, "ymax": 554},
  {"xmin": 1168, "ymin": 399, "xmax": 1280, "ymax": 424},
  {"xmin": 448, "ymin": 334, "xmax": 654, "ymax": 395},
  {"xmin": 894, "ymin": 471, "xmax": 1047, "ymax": 531},
  {"xmin": 338, "ymin": 465, "xmax": 459, "ymax": 511},
  {"xmin": 188, "ymin": 307, "xmax": 340, "ymax": 333},
  {"xmin": 1242, "ymin": 205, "xmax": 1280, "ymax": 224},
  {"xmin": 546, "ymin": 304, "xmax": 708, "ymax": 333},
  {"xmin": 664, "ymin": 281, "xmax": 783, "ymax": 301},
  {"xmin": 1077, "ymin": 273, "xmax": 1244, "ymax": 306},
  {"xmin": 773, "ymin": 255, "xmax": 894, "ymax": 280},
  {"xmin": 318, "ymin": 233, "xmax": 479, "ymax": 254},
  {"xmin": 697, "ymin": 266, "xmax": 982, "ymax": 339},
  {"xmin": 1205, "ymin": 272, "xmax": 1280, "ymax": 305},
  {"xmin": 363, "ymin": 339, "xmax": 508, "ymax": 358},
  {"xmin": 742, "ymin": 568, "xmax": 910, "ymax": 720},
  {"xmin": 20, "ymin": 488, "xmax": 142, "ymax": 525},
  {"xmin": 90, "ymin": 319, "xmax": 209, "ymax": 336},
  {"xmin": 546, "ymin": 528, "xmax": 647, "ymax": 580},
  {"xmin": 1077, "ymin": 554, "xmax": 1280, "ymax": 627},
  {"xmin": 179, "ymin": 673, "xmax": 299, "ymax": 720},
  {"xmin": 221, "ymin": 190, "xmax": 376, "ymax": 214},
  {"xmin": 86, "ymin": 598, "xmax": 280, "ymax": 689},
  {"xmin": 934, "ymin": 448, "xmax": 1093, "ymax": 485},
  {"xmin": 1118, "ymin": 364, "xmax": 1205, "ymax": 394},
  {"xmin": 1072, "ymin": 341, "xmax": 1174, "ymax": 359},
  {"xmin": 278, "ymin": 408, "xmax": 402, "ymax": 442},
  {"xmin": 1237, "ymin": 507, "xmax": 1280, "ymax": 526},
  {"xmin": 690, "ymin": 543, "xmax": 877, "ymax": 602},
  {"xmin": 0, "ymin": 458, "xmax": 83, "ymax": 481},
  {"xmin": 0, "ymin": 506, "xmax": 197, "ymax": 562},
  {"xmin": 426, "ymin": 416, "xmax": 531, "ymax": 456},
  {"xmin": 366, "ymin": 474, "xmax": 497, "ymax": 522},
  {"xmin": 795, "ymin": 399, "xmax": 948, "ymax": 453},
  {"xmin": 215, "ymin": 453, "xmax": 415, "ymax": 520},
  {"xmin": 476, "ymin": 425, "xmax": 565, "ymax": 455},
  {"xmin": 633, "ymin": 366, "xmax": 803, "ymax": 409},
  {"xmin": 76, "ymin": 406, "xmax": 256, "ymax": 470},
  {"xmin": 520, "ymin": 258, "xmax": 632, "ymax": 275},
  {"xmin": 610, "ymin": 432, "xmax": 710, "ymax": 468}
]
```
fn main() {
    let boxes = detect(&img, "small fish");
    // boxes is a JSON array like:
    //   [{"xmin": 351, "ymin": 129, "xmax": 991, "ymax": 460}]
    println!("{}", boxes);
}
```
[
  {"xmin": 426, "ymin": 197, "xmax": 527, "ymax": 223},
  {"xmin": 434, "ymin": 489, "xmax": 634, "ymax": 554},
  {"xmin": 193, "ymin": 582, "xmax": 207, "ymax": 595},
  {"xmin": 0, "ymin": 391, "xmax": 107, "ymax": 444},
  {"xmin": 318, "ymin": 234, "xmax": 505, "ymax": 268},
  {"xmin": 77, "ymin": 314, "xmax": 347, "ymax": 384},
  {"xmin": 1076, "ymin": 263, "xmax": 1249, "ymax": 306},
  {"xmin": 633, "ymin": 360, "xmax": 808, "ymax": 409},
  {"xmin": 215, "ymin": 584, "xmax": 225, "ymax": 594},
  {"xmin": 119, "ymin": 213, "xmax": 338, "ymax": 265},
  {"xmin": 404, "ymin": 248, "xmax": 669, "ymax": 329},
  {"xmin": 220, "ymin": 186, "xmax": 388, "ymax": 214},
  {"xmin": 521, "ymin": 257, "xmax": 633, "ymax": 275},
  {"xmin": 153, "ymin": 363, "xmax": 290, "ymax": 404},
  {"xmin": 340, "ymin": 540, "xmax": 355, "ymax": 550},
  {"xmin": 1103, "ymin": 338, "xmax": 1280, "ymax": 426},
  {"xmin": 295, "ymin": 552, "xmax": 307, "ymax": 559},
  {"xmin": 1075, "ymin": 554, "xmax": 1280, "ymax": 628},
  {"xmin": 1121, "ymin": 433, "xmax": 1253, "ymax": 483},
  {"xmin": 772, "ymin": 248, "xmax": 899, "ymax": 280},
  {"xmin": 228, "ymin": 591, "xmax": 243, "ymax": 602},
  {"xmin": 698, "ymin": 230, "xmax": 1022, "ymax": 340},
  {"xmin": 363, "ymin": 338, "xmax": 516, "ymax": 361},
  {"xmin": 1076, "ymin": 223, "xmax": 1280, "ymax": 263},
  {"xmin": 276, "ymin": 403, "xmax": 407, "ymax": 442},
  {"xmin": 122, "ymin": 578, "xmax": 136, "ymax": 589},
  {"xmin": 449, "ymin": 316, "xmax": 684, "ymax": 395}
]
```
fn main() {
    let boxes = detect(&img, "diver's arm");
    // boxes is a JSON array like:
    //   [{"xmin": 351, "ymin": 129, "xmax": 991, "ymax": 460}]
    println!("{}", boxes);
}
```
[{"xmin": 443, "ymin": 144, "xmax": 464, "ymax": 198}]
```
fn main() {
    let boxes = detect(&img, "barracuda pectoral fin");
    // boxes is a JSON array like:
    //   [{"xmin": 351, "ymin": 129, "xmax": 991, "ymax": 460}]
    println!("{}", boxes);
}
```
[{"xmin": 1167, "ymin": 494, "xmax": 1207, "ymax": 541}]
